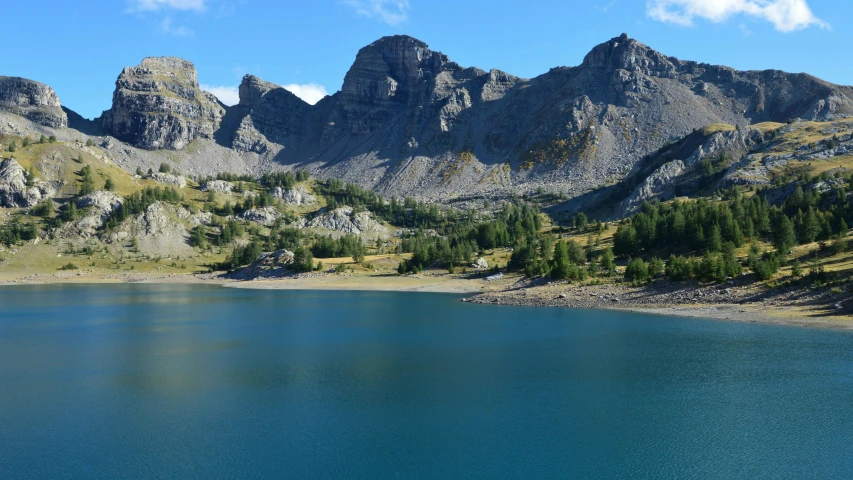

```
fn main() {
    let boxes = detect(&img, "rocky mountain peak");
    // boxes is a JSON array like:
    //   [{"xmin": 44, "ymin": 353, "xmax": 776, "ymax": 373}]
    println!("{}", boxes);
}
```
[
  {"xmin": 341, "ymin": 35, "xmax": 449, "ymax": 106},
  {"xmin": 581, "ymin": 34, "xmax": 677, "ymax": 77},
  {"xmin": 238, "ymin": 75, "xmax": 305, "ymax": 109},
  {"xmin": 0, "ymin": 76, "xmax": 68, "ymax": 128},
  {"xmin": 100, "ymin": 56, "xmax": 225, "ymax": 150}
]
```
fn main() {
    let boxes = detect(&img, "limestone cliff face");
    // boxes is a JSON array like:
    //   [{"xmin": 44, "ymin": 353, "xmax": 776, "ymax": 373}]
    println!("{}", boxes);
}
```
[
  {"xmin": 315, "ymin": 35, "xmax": 520, "ymax": 148},
  {"xmin": 221, "ymin": 75, "xmax": 312, "ymax": 154},
  {"xmin": 0, "ymin": 77, "xmax": 67, "ymax": 128},
  {"xmin": 100, "ymin": 57, "xmax": 225, "ymax": 150}
]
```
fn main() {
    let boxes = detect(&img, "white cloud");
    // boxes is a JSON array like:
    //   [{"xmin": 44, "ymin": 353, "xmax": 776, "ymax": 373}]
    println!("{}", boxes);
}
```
[
  {"xmin": 201, "ymin": 85, "xmax": 240, "ymax": 106},
  {"xmin": 129, "ymin": 0, "xmax": 206, "ymax": 12},
  {"xmin": 201, "ymin": 83, "xmax": 329, "ymax": 106},
  {"xmin": 160, "ymin": 17, "xmax": 195, "ymax": 36},
  {"xmin": 284, "ymin": 84, "xmax": 329, "ymax": 105},
  {"xmin": 646, "ymin": 0, "xmax": 828, "ymax": 32},
  {"xmin": 342, "ymin": 0, "xmax": 410, "ymax": 26}
]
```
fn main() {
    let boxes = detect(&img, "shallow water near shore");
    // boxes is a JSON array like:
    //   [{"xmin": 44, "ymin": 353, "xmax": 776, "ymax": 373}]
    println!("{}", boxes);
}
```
[{"xmin": 1, "ymin": 284, "xmax": 852, "ymax": 479}]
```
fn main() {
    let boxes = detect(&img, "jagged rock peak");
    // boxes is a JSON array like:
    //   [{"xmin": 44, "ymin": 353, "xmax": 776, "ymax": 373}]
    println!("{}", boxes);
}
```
[
  {"xmin": 0, "ymin": 76, "xmax": 68, "ymax": 128},
  {"xmin": 341, "ymin": 35, "xmax": 451, "ymax": 105},
  {"xmin": 238, "ymin": 75, "xmax": 305, "ymax": 108},
  {"xmin": 100, "ymin": 56, "xmax": 225, "ymax": 150},
  {"xmin": 581, "ymin": 33, "xmax": 677, "ymax": 76}
]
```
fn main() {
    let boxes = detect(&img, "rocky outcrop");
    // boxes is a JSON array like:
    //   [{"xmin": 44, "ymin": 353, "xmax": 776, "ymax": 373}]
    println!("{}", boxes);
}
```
[
  {"xmin": 0, "ymin": 77, "xmax": 67, "ymax": 128},
  {"xmin": 304, "ymin": 206, "xmax": 388, "ymax": 238},
  {"xmin": 685, "ymin": 128, "xmax": 764, "ymax": 168},
  {"xmin": 240, "ymin": 206, "xmax": 280, "ymax": 226},
  {"xmin": 66, "ymin": 190, "xmax": 124, "ymax": 238},
  {"xmin": 220, "ymin": 75, "xmax": 311, "ymax": 155},
  {"xmin": 0, "ymin": 158, "xmax": 54, "ymax": 208},
  {"xmin": 107, "ymin": 201, "xmax": 195, "ymax": 257},
  {"xmin": 272, "ymin": 185, "xmax": 316, "ymax": 205},
  {"xmin": 619, "ymin": 160, "xmax": 686, "ymax": 214},
  {"xmin": 100, "ymin": 57, "xmax": 225, "ymax": 150},
  {"xmin": 150, "ymin": 172, "xmax": 187, "ymax": 188},
  {"xmin": 200, "ymin": 180, "xmax": 234, "ymax": 193}
]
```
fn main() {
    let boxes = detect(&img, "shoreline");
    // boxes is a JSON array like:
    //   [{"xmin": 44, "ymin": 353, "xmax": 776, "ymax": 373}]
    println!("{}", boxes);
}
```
[{"xmin": 1, "ymin": 271, "xmax": 851, "ymax": 330}]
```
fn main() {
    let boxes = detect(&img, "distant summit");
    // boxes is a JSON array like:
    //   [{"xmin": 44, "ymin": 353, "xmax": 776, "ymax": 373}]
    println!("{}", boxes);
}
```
[{"xmin": 1, "ymin": 34, "xmax": 852, "ymax": 203}]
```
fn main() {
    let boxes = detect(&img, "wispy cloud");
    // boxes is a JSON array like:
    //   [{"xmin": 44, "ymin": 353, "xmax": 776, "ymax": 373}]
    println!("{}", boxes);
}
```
[
  {"xmin": 201, "ymin": 84, "xmax": 240, "ymax": 105},
  {"xmin": 160, "ymin": 16, "xmax": 195, "ymax": 36},
  {"xmin": 646, "ymin": 0, "xmax": 828, "ymax": 32},
  {"xmin": 596, "ymin": 1, "xmax": 617, "ymax": 13},
  {"xmin": 342, "ymin": 0, "xmax": 410, "ymax": 26},
  {"xmin": 284, "ymin": 84, "xmax": 329, "ymax": 105},
  {"xmin": 128, "ymin": 0, "xmax": 206, "ymax": 12}
]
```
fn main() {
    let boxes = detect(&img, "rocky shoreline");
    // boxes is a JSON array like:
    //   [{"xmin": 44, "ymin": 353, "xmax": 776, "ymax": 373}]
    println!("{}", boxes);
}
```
[
  {"xmin": 1, "ymin": 269, "xmax": 851, "ymax": 328},
  {"xmin": 468, "ymin": 277, "xmax": 853, "ymax": 329}
]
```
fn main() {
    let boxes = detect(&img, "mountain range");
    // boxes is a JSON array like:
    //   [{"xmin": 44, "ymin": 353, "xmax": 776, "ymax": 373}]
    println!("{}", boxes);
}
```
[{"xmin": 1, "ymin": 33, "xmax": 852, "ymax": 207}]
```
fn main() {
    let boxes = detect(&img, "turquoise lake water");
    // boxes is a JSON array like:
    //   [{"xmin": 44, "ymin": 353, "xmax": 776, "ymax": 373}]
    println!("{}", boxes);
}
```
[{"xmin": 0, "ymin": 284, "xmax": 852, "ymax": 479}]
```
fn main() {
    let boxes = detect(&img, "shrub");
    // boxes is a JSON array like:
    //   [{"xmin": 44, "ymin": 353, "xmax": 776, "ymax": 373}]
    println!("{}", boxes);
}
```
[
  {"xmin": 159, "ymin": 162, "xmax": 171, "ymax": 174},
  {"xmin": 59, "ymin": 263, "xmax": 78, "ymax": 271},
  {"xmin": 624, "ymin": 258, "xmax": 649, "ymax": 283}
]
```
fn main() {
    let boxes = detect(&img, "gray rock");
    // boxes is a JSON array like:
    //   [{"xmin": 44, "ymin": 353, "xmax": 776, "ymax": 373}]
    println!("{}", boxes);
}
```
[
  {"xmin": 619, "ymin": 160, "xmax": 685, "ymax": 214},
  {"xmin": 272, "ymin": 185, "xmax": 316, "ymax": 205},
  {"xmin": 0, "ymin": 77, "xmax": 67, "ymax": 128},
  {"xmin": 74, "ymin": 191, "xmax": 124, "ymax": 233},
  {"xmin": 150, "ymin": 172, "xmax": 187, "ymax": 188},
  {"xmin": 100, "ymin": 57, "xmax": 225, "ymax": 150},
  {"xmin": 0, "ymin": 158, "xmax": 54, "ymax": 208},
  {"xmin": 306, "ymin": 206, "xmax": 388, "ymax": 238},
  {"xmin": 200, "ymin": 180, "xmax": 234, "ymax": 193},
  {"xmin": 240, "ymin": 207, "xmax": 280, "ymax": 226},
  {"xmin": 76, "ymin": 190, "xmax": 124, "ymax": 214}
]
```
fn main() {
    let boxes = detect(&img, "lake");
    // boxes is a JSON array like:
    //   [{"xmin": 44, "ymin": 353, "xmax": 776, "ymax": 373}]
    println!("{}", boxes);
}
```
[{"xmin": 0, "ymin": 284, "xmax": 852, "ymax": 479}]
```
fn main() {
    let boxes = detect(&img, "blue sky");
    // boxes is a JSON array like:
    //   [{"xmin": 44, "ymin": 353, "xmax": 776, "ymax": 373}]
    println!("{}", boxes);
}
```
[{"xmin": 4, "ymin": 0, "xmax": 848, "ymax": 119}]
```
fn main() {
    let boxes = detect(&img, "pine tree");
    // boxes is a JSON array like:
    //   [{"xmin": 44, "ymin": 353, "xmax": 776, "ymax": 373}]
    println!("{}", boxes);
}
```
[
  {"xmin": 550, "ymin": 241, "xmax": 572, "ymax": 280},
  {"xmin": 707, "ymin": 224, "xmax": 723, "ymax": 253},
  {"xmin": 600, "ymin": 247, "xmax": 616, "ymax": 276},
  {"xmin": 773, "ymin": 216, "xmax": 796, "ymax": 254}
]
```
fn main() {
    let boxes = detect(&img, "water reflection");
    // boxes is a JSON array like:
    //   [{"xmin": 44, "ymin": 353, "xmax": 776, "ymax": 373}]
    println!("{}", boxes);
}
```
[{"xmin": 1, "ymin": 285, "xmax": 852, "ymax": 479}]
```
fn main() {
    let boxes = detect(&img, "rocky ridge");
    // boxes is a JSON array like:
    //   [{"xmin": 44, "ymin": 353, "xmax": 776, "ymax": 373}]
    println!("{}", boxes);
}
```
[
  {"xmin": 0, "ymin": 77, "xmax": 67, "ymax": 129},
  {"xmin": 1, "ymin": 35, "xmax": 852, "ymax": 213}
]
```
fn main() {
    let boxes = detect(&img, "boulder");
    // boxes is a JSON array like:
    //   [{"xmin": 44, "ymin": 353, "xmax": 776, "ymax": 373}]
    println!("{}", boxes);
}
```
[
  {"xmin": 240, "ymin": 207, "xmax": 280, "ymax": 226},
  {"xmin": 272, "ymin": 185, "xmax": 316, "ymax": 205},
  {"xmin": 150, "ymin": 172, "xmax": 187, "ymax": 188},
  {"xmin": 200, "ymin": 180, "xmax": 234, "ymax": 193}
]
